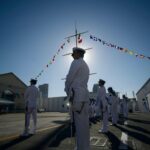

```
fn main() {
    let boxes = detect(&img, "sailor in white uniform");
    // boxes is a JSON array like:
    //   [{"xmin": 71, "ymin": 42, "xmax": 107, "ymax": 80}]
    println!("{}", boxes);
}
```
[
  {"xmin": 119, "ymin": 98, "xmax": 124, "ymax": 115},
  {"xmin": 122, "ymin": 95, "xmax": 129, "ymax": 118},
  {"xmin": 65, "ymin": 47, "xmax": 90, "ymax": 150},
  {"xmin": 22, "ymin": 79, "xmax": 39, "ymax": 136},
  {"xmin": 106, "ymin": 93, "xmax": 112, "ymax": 120},
  {"xmin": 107, "ymin": 87, "xmax": 118, "ymax": 125},
  {"xmin": 96, "ymin": 79, "xmax": 108, "ymax": 133}
]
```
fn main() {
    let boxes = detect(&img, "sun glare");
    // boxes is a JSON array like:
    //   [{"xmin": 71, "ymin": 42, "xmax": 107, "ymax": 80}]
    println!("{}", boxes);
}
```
[
  {"xmin": 84, "ymin": 50, "xmax": 91, "ymax": 63},
  {"xmin": 78, "ymin": 42, "xmax": 92, "ymax": 64}
]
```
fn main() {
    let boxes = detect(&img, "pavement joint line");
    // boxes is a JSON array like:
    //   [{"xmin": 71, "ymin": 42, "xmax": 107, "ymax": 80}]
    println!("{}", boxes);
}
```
[
  {"xmin": 90, "ymin": 136, "xmax": 107, "ymax": 147},
  {"xmin": 0, "ymin": 124, "xmax": 61, "ymax": 142}
]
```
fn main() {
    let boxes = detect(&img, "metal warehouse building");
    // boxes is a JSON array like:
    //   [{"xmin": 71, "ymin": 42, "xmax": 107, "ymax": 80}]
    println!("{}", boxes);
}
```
[
  {"xmin": 0, "ymin": 72, "xmax": 27, "ymax": 113},
  {"xmin": 136, "ymin": 78, "xmax": 150, "ymax": 112}
]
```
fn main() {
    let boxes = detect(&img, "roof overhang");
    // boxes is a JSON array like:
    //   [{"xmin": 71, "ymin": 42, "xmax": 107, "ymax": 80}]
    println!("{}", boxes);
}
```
[{"xmin": 0, "ymin": 98, "xmax": 14, "ymax": 105}]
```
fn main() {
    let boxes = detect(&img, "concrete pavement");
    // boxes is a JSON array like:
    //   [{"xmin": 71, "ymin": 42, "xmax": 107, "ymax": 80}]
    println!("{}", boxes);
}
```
[
  {"xmin": 0, "ymin": 112, "xmax": 150, "ymax": 150},
  {"xmin": 46, "ymin": 112, "xmax": 150, "ymax": 150},
  {"xmin": 0, "ymin": 112, "xmax": 69, "ymax": 139}
]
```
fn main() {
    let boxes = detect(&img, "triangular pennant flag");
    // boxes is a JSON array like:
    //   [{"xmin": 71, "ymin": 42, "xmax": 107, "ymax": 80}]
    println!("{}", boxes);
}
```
[
  {"xmin": 78, "ymin": 34, "xmax": 82, "ymax": 43},
  {"xmin": 128, "ymin": 50, "xmax": 133, "ymax": 55},
  {"xmin": 134, "ymin": 53, "xmax": 139, "ymax": 57},
  {"xmin": 117, "ymin": 46, "xmax": 120, "ymax": 50},
  {"xmin": 139, "ymin": 54, "xmax": 145, "ymax": 58},
  {"xmin": 78, "ymin": 38, "xmax": 82, "ymax": 43},
  {"xmin": 61, "ymin": 44, "xmax": 64, "ymax": 49},
  {"xmin": 147, "ymin": 56, "xmax": 150, "ymax": 60},
  {"xmin": 119, "ymin": 47, "xmax": 123, "ymax": 51},
  {"xmin": 90, "ymin": 35, "xmax": 93, "ymax": 39},
  {"xmin": 106, "ymin": 43, "xmax": 111, "ymax": 47},
  {"xmin": 98, "ymin": 38, "xmax": 102, "ymax": 42},
  {"xmin": 123, "ymin": 48, "xmax": 128, "ymax": 53},
  {"xmin": 93, "ymin": 37, "xmax": 97, "ymax": 41}
]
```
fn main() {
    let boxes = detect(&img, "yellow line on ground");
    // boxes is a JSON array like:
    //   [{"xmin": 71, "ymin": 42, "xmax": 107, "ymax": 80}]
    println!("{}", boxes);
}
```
[
  {"xmin": 37, "ymin": 125, "xmax": 61, "ymax": 132},
  {"xmin": 0, "ymin": 134, "xmax": 19, "ymax": 142},
  {"xmin": 0, "ymin": 124, "xmax": 61, "ymax": 142}
]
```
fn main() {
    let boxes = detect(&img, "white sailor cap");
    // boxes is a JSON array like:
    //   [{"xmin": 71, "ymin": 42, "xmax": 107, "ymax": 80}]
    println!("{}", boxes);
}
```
[
  {"xmin": 72, "ymin": 47, "xmax": 85, "ymax": 54},
  {"xmin": 30, "ymin": 79, "xmax": 37, "ymax": 84},
  {"xmin": 99, "ymin": 79, "xmax": 106, "ymax": 85}
]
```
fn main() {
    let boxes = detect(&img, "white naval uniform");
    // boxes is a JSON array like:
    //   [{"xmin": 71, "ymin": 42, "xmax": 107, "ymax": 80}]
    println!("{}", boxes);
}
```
[
  {"xmin": 24, "ymin": 85, "xmax": 39, "ymax": 133},
  {"xmin": 119, "ymin": 99, "xmax": 124, "ymax": 114},
  {"xmin": 65, "ymin": 58, "xmax": 90, "ymax": 150},
  {"xmin": 106, "ymin": 93, "xmax": 112, "ymax": 119},
  {"xmin": 123, "ymin": 97, "xmax": 128, "ymax": 118},
  {"xmin": 89, "ymin": 103, "xmax": 93, "ymax": 119},
  {"xmin": 89, "ymin": 101, "xmax": 95, "ymax": 119},
  {"xmin": 97, "ymin": 86, "xmax": 108, "ymax": 132},
  {"xmin": 108, "ymin": 94, "xmax": 118, "ymax": 124}
]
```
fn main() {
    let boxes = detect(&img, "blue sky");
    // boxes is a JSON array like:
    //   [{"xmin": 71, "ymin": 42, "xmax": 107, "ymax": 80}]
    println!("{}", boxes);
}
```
[{"xmin": 0, "ymin": 0, "xmax": 150, "ymax": 98}]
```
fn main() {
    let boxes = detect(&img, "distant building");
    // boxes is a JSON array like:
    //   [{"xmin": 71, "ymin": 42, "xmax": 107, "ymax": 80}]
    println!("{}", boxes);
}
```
[
  {"xmin": 92, "ymin": 84, "xmax": 99, "ymax": 94},
  {"xmin": 48, "ymin": 96, "xmax": 69, "ymax": 112},
  {"xmin": 0, "ymin": 72, "xmax": 27, "ymax": 112},
  {"xmin": 136, "ymin": 78, "xmax": 150, "ymax": 112},
  {"xmin": 89, "ymin": 83, "xmax": 99, "ymax": 101},
  {"xmin": 38, "ymin": 84, "xmax": 48, "ymax": 111},
  {"xmin": 46, "ymin": 84, "xmax": 99, "ymax": 112}
]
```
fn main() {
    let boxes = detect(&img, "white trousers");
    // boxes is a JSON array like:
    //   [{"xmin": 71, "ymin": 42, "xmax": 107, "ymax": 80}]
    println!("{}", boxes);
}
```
[
  {"xmin": 74, "ymin": 103, "xmax": 90, "ymax": 150},
  {"xmin": 25, "ymin": 107, "xmax": 37, "ymax": 131},
  {"xmin": 112, "ymin": 105, "xmax": 118, "ymax": 124},
  {"xmin": 123, "ymin": 104, "xmax": 128, "ymax": 118},
  {"xmin": 101, "ymin": 110, "xmax": 108, "ymax": 132}
]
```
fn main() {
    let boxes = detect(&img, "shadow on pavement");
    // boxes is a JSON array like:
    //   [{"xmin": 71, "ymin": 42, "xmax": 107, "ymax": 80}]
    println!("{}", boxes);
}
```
[
  {"xmin": 27, "ymin": 124, "xmax": 70, "ymax": 150},
  {"xmin": 48, "ymin": 123, "xmax": 75, "ymax": 147},
  {"xmin": 0, "ymin": 123, "xmax": 70, "ymax": 150},
  {"xmin": 105, "ymin": 131, "xmax": 120, "ymax": 150},
  {"xmin": 116, "ymin": 125, "xmax": 150, "ymax": 145},
  {"xmin": 127, "ymin": 118, "xmax": 150, "ymax": 124},
  {"xmin": 126, "ymin": 124, "xmax": 150, "ymax": 135},
  {"xmin": 52, "ymin": 120, "xmax": 68, "ymax": 124},
  {"xmin": 0, "ymin": 135, "xmax": 32, "ymax": 150},
  {"xmin": 104, "ymin": 131, "xmax": 132, "ymax": 150}
]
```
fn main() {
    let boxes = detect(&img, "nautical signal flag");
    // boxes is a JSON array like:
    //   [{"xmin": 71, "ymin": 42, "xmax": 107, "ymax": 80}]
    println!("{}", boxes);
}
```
[
  {"xmin": 35, "ymin": 39, "xmax": 71, "ymax": 79},
  {"xmin": 90, "ymin": 34, "xmax": 150, "ymax": 61},
  {"xmin": 78, "ymin": 34, "xmax": 82, "ymax": 43}
]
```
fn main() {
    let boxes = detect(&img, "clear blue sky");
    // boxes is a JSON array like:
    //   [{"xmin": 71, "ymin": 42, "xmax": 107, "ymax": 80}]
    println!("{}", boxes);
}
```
[{"xmin": 0, "ymin": 0, "xmax": 150, "ymax": 98}]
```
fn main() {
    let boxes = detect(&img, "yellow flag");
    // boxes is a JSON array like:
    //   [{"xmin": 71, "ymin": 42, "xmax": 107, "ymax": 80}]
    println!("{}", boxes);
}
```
[{"xmin": 129, "ymin": 50, "xmax": 134, "ymax": 55}]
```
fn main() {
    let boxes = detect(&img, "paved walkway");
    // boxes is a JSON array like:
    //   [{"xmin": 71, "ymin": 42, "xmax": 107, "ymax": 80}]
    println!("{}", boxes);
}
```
[
  {"xmin": 0, "ymin": 112, "xmax": 150, "ymax": 150},
  {"xmin": 48, "ymin": 112, "xmax": 150, "ymax": 150},
  {"xmin": 0, "ymin": 112, "xmax": 69, "ymax": 139}
]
